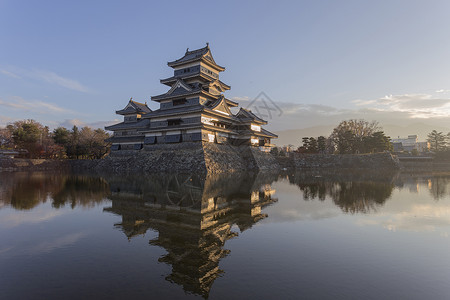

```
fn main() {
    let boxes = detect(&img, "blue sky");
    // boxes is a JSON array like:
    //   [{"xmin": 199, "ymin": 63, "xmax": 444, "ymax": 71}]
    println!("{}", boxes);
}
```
[{"xmin": 1, "ymin": 0, "xmax": 450, "ymax": 132}]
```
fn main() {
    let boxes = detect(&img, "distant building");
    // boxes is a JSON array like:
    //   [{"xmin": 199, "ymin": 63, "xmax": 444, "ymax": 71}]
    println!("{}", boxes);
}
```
[
  {"xmin": 281, "ymin": 145, "xmax": 294, "ymax": 153},
  {"xmin": 0, "ymin": 150, "xmax": 19, "ymax": 158},
  {"xmin": 391, "ymin": 135, "xmax": 430, "ymax": 153},
  {"xmin": 105, "ymin": 44, "xmax": 277, "ymax": 151}
]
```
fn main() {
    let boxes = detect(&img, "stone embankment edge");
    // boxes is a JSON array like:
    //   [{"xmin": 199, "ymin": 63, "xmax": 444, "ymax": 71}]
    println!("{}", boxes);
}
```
[
  {"xmin": 5, "ymin": 150, "xmax": 431, "ymax": 174},
  {"xmin": 1, "ymin": 142, "xmax": 281, "ymax": 174}
]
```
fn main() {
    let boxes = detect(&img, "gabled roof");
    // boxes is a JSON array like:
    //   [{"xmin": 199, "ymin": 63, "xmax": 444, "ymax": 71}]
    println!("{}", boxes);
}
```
[
  {"xmin": 206, "ymin": 79, "xmax": 231, "ymax": 92},
  {"xmin": 116, "ymin": 98, "xmax": 151, "ymax": 115},
  {"xmin": 235, "ymin": 108, "xmax": 267, "ymax": 124},
  {"xmin": 166, "ymin": 79, "xmax": 193, "ymax": 95},
  {"xmin": 151, "ymin": 79, "xmax": 203, "ymax": 102},
  {"xmin": 167, "ymin": 43, "xmax": 225, "ymax": 72},
  {"xmin": 209, "ymin": 95, "xmax": 232, "ymax": 116}
]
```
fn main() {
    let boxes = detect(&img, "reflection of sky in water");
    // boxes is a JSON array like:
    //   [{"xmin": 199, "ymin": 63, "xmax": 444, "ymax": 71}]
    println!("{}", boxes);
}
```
[{"xmin": 0, "ymin": 203, "xmax": 67, "ymax": 228}]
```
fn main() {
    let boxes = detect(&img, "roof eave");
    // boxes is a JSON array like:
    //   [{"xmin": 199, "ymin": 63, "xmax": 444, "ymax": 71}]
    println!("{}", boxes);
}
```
[
  {"xmin": 151, "ymin": 89, "xmax": 220, "ymax": 102},
  {"xmin": 225, "ymin": 98, "xmax": 238, "ymax": 107},
  {"xmin": 167, "ymin": 57, "xmax": 225, "ymax": 72}
]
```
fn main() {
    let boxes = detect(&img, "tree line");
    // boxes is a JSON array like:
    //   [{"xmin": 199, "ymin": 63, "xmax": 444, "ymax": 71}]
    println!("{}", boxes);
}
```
[
  {"xmin": 297, "ymin": 119, "xmax": 392, "ymax": 154},
  {"xmin": 0, "ymin": 119, "xmax": 111, "ymax": 159}
]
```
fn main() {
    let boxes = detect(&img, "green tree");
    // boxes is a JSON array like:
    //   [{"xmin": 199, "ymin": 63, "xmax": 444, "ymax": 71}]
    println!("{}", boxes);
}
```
[
  {"xmin": 317, "ymin": 136, "xmax": 326, "ymax": 153},
  {"xmin": 308, "ymin": 137, "xmax": 318, "ymax": 153},
  {"xmin": 66, "ymin": 125, "xmax": 80, "ymax": 159},
  {"xmin": 362, "ymin": 131, "xmax": 392, "ymax": 153},
  {"xmin": 427, "ymin": 130, "xmax": 447, "ymax": 152},
  {"xmin": 53, "ymin": 127, "xmax": 71, "ymax": 146},
  {"xmin": 301, "ymin": 137, "xmax": 310, "ymax": 149},
  {"xmin": 11, "ymin": 120, "xmax": 43, "ymax": 158},
  {"xmin": 336, "ymin": 130, "xmax": 356, "ymax": 154}
]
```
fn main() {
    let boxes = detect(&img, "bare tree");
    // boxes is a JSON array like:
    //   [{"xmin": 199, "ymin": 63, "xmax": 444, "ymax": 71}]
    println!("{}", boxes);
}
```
[{"xmin": 329, "ymin": 119, "xmax": 381, "ymax": 154}]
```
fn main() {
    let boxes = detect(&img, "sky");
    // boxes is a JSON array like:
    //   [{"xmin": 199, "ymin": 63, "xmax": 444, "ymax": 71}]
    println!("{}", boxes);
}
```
[{"xmin": 1, "ymin": 0, "xmax": 450, "ymax": 137}]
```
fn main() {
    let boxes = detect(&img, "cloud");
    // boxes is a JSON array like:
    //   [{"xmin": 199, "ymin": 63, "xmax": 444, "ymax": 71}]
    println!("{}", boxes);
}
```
[
  {"xmin": 0, "ymin": 66, "xmax": 91, "ymax": 92},
  {"xmin": 435, "ymin": 89, "xmax": 450, "ymax": 94},
  {"xmin": 0, "ymin": 209, "xmax": 67, "ymax": 229},
  {"xmin": 0, "ymin": 96, "xmax": 74, "ymax": 115},
  {"xmin": 59, "ymin": 118, "xmax": 118, "ymax": 129},
  {"xmin": 31, "ymin": 70, "xmax": 91, "ymax": 92},
  {"xmin": 27, "ymin": 232, "xmax": 87, "ymax": 255},
  {"xmin": 0, "ymin": 232, "xmax": 88, "ymax": 257},
  {"xmin": 280, "ymin": 103, "xmax": 343, "ymax": 116},
  {"xmin": 357, "ymin": 204, "xmax": 450, "ymax": 235},
  {"xmin": 352, "ymin": 93, "xmax": 450, "ymax": 119},
  {"xmin": 0, "ymin": 70, "xmax": 21, "ymax": 79},
  {"xmin": 229, "ymin": 92, "xmax": 450, "ymax": 137}
]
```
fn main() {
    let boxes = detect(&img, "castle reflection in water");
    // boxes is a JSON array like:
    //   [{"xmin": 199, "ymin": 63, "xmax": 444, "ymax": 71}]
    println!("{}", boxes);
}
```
[{"xmin": 103, "ymin": 172, "xmax": 279, "ymax": 298}]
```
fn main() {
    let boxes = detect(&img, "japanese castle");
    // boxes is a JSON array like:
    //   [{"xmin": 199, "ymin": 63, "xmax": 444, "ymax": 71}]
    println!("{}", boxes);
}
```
[{"xmin": 105, "ymin": 44, "xmax": 277, "ymax": 151}]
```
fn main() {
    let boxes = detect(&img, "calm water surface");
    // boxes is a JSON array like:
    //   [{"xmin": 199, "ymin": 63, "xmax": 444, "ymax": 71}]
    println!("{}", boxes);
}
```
[{"xmin": 1, "ymin": 171, "xmax": 449, "ymax": 299}]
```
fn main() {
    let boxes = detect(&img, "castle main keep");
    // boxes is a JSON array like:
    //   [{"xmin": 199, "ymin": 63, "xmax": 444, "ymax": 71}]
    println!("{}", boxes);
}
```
[{"xmin": 105, "ymin": 44, "xmax": 277, "ymax": 152}]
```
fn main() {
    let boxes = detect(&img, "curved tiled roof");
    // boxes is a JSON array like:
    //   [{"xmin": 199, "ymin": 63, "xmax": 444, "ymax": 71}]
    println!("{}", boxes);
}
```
[
  {"xmin": 167, "ymin": 44, "xmax": 225, "ymax": 71},
  {"xmin": 260, "ymin": 128, "xmax": 278, "ymax": 138},
  {"xmin": 116, "ymin": 99, "xmax": 151, "ymax": 115},
  {"xmin": 236, "ymin": 108, "xmax": 267, "ymax": 124}
]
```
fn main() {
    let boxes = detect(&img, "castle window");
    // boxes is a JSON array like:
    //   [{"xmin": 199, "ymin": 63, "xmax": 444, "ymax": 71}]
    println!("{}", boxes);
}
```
[
  {"xmin": 251, "ymin": 124, "xmax": 261, "ymax": 132},
  {"xmin": 168, "ymin": 119, "xmax": 182, "ymax": 126},
  {"xmin": 173, "ymin": 98, "xmax": 187, "ymax": 106}
]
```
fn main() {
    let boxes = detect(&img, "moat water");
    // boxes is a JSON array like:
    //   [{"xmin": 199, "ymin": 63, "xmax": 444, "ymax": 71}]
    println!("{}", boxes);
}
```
[{"xmin": 1, "ymin": 171, "xmax": 449, "ymax": 299}]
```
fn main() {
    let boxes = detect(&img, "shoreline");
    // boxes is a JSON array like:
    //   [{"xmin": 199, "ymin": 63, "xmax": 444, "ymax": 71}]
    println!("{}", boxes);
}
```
[{"xmin": 3, "ymin": 152, "xmax": 450, "ymax": 174}]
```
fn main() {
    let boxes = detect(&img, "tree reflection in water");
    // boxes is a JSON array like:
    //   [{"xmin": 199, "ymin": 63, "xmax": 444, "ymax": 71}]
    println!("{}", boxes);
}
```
[
  {"xmin": 288, "ymin": 170, "xmax": 450, "ymax": 213},
  {"xmin": 289, "ymin": 170, "xmax": 397, "ymax": 213},
  {"xmin": 393, "ymin": 172, "xmax": 450, "ymax": 201},
  {"xmin": 0, "ymin": 172, "xmax": 110, "ymax": 210}
]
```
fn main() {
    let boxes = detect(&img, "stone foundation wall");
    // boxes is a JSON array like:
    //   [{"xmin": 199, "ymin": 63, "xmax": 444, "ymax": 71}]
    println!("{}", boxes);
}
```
[
  {"xmin": 0, "ymin": 157, "xmax": 71, "ymax": 172},
  {"xmin": 249, "ymin": 147, "xmax": 280, "ymax": 170},
  {"xmin": 202, "ymin": 143, "xmax": 248, "ymax": 174},
  {"xmin": 71, "ymin": 142, "xmax": 280, "ymax": 174},
  {"xmin": 73, "ymin": 142, "xmax": 207, "ymax": 173}
]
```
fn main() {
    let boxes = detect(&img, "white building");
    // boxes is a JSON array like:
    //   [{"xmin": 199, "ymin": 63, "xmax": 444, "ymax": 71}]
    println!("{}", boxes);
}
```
[{"xmin": 391, "ymin": 135, "xmax": 430, "ymax": 153}]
